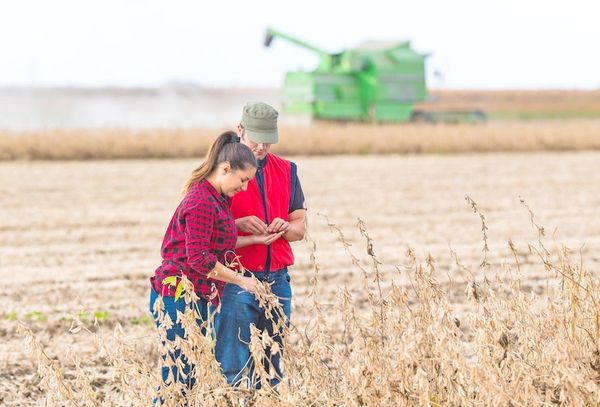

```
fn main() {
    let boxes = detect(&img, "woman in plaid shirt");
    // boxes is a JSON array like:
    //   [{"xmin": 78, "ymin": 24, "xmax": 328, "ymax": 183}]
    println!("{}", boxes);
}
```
[{"xmin": 149, "ymin": 131, "xmax": 259, "ymax": 403}]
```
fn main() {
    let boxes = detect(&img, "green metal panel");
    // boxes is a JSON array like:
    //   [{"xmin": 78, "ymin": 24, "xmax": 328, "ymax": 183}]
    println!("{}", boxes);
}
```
[
  {"xmin": 315, "ymin": 101, "xmax": 365, "ymax": 120},
  {"xmin": 374, "ymin": 103, "xmax": 414, "ymax": 122},
  {"xmin": 377, "ymin": 74, "xmax": 427, "ymax": 102},
  {"xmin": 282, "ymin": 72, "xmax": 314, "ymax": 113},
  {"xmin": 311, "ymin": 73, "xmax": 365, "ymax": 119}
]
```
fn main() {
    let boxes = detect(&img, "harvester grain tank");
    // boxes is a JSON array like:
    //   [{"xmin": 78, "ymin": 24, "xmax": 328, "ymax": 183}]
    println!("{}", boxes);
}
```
[{"xmin": 264, "ymin": 28, "xmax": 484, "ymax": 123}]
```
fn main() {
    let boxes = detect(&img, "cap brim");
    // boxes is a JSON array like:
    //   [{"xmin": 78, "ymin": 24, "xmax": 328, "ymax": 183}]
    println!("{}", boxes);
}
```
[{"xmin": 245, "ymin": 129, "xmax": 279, "ymax": 144}]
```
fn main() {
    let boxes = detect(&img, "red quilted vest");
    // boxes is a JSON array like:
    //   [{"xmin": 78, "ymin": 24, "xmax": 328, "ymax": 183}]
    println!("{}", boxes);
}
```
[{"xmin": 230, "ymin": 153, "xmax": 295, "ymax": 272}]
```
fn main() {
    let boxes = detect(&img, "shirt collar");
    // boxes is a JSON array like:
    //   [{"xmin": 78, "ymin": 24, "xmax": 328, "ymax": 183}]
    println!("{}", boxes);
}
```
[
  {"xmin": 202, "ymin": 179, "xmax": 227, "ymax": 203},
  {"xmin": 258, "ymin": 154, "xmax": 268, "ymax": 169}
]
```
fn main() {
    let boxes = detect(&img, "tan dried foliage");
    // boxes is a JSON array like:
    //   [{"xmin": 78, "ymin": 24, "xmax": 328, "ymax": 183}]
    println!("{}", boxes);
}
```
[{"xmin": 18, "ymin": 204, "xmax": 600, "ymax": 406}]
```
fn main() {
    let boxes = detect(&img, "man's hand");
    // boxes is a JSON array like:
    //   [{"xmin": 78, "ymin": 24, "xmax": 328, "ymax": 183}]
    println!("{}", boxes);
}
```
[
  {"xmin": 236, "ymin": 216, "xmax": 268, "ymax": 235},
  {"xmin": 267, "ymin": 217, "xmax": 291, "ymax": 234}
]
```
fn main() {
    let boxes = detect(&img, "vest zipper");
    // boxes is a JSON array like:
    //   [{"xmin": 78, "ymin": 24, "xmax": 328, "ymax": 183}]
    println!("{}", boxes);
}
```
[{"xmin": 257, "ymin": 166, "xmax": 271, "ymax": 272}]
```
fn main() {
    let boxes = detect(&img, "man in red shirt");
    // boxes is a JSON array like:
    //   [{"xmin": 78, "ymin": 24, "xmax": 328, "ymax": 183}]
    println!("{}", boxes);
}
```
[{"xmin": 215, "ymin": 102, "xmax": 307, "ymax": 387}]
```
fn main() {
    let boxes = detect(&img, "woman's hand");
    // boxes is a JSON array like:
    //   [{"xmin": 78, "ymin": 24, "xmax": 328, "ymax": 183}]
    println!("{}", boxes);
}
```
[
  {"xmin": 235, "ymin": 231, "xmax": 284, "ymax": 249},
  {"xmin": 251, "ymin": 231, "xmax": 285, "ymax": 245},
  {"xmin": 267, "ymin": 217, "xmax": 291, "ymax": 234},
  {"xmin": 237, "ymin": 276, "xmax": 260, "ymax": 294}
]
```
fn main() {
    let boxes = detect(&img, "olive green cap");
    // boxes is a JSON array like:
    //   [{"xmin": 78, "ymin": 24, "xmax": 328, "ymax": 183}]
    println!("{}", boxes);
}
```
[{"xmin": 240, "ymin": 101, "xmax": 279, "ymax": 144}]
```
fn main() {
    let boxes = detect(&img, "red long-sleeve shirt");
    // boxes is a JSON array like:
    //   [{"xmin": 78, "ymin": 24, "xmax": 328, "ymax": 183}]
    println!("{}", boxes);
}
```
[{"xmin": 150, "ymin": 180, "xmax": 237, "ymax": 304}]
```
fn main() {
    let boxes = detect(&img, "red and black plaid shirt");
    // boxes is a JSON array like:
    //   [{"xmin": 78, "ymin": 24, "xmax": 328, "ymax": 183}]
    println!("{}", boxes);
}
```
[{"xmin": 150, "ymin": 180, "xmax": 237, "ymax": 304}]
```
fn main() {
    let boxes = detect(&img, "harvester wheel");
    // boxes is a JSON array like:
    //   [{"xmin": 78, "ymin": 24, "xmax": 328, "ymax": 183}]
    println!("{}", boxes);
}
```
[
  {"xmin": 471, "ymin": 109, "xmax": 487, "ymax": 122},
  {"xmin": 410, "ymin": 110, "xmax": 435, "ymax": 123}
]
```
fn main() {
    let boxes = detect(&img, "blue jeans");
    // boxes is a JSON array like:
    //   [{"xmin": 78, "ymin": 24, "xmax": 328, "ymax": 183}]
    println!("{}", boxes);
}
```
[
  {"xmin": 149, "ymin": 287, "xmax": 210, "ymax": 403},
  {"xmin": 214, "ymin": 268, "xmax": 292, "ymax": 387}
]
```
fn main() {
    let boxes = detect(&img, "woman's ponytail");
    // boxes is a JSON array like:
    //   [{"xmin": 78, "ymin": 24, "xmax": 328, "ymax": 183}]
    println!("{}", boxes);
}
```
[{"xmin": 182, "ymin": 131, "xmax": 255, "ymax": 194}]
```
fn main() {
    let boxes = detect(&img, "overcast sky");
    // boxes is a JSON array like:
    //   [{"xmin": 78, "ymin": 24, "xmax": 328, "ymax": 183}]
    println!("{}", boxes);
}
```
[{"xmin": 1, "ymin": 0, "xmax": 599, "ymax": 89}]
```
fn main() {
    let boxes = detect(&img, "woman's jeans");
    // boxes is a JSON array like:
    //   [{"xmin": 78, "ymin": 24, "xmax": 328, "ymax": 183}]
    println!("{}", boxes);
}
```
[
  {"xmin": 149, "ymin": 287, "xmax": 209, "ymax": 400},
  {"xmin": 214, "ymin": 268, "xmax": 292, "ymax": 387}
]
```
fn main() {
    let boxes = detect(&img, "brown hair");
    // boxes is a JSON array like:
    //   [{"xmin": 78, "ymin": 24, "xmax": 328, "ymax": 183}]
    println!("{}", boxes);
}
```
[{"xmin": 182, "ymin": 131, "xmax": 256, "ymax": 194}]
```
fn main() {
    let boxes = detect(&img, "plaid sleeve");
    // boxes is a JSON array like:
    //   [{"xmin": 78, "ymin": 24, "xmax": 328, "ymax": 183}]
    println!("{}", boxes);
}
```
[{"xmin": 183, "ymin": 199, "xmax": 218, "ymax": 278}]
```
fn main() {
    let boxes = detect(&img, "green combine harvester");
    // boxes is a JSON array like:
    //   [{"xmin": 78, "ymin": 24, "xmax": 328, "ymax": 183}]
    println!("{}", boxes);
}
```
[{"xmin": 264, "ymin": 28, "xmax": 485, "ymax": 123}]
